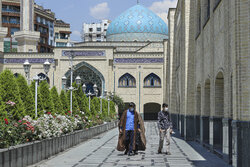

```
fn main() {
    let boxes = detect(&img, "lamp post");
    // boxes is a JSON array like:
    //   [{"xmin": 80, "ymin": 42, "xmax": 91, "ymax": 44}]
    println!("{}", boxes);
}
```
[
  {"xmin": 68, "ymin": 50, "xmax": 75, "ymax": 115},
  {"xmin": 87, "ymin": 91, "xmax": 92, "ymax": 111},
  {"xmin": 108, "ymin": 97, "xmax": 110, "ymax": 116},
  {"xmin": 62, "ymin": 76, "xmax": 67, "ymax": 90},
  {"xmin": 23, "ymin": 59, "xmax": 31, "ymax": 85},
  {"xmin": 23, "ymin": 59, "xmax": 51, "ymax": 118},
  {"xmin": 43, "ymin": 59, "xmax": 51, "ymax": 75},
  {"xmin": 33, "ymin": 75, "xmax": 39, "ymax": 118},
  {"xmin": 76, "ymin": 76, "xmax": 81, "ymax": 86}
]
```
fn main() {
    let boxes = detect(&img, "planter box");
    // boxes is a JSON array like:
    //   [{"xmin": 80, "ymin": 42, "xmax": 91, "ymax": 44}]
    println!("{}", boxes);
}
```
[{"xmin": 0, "ymin": 121, "xmax": 118, "ymax": 167}]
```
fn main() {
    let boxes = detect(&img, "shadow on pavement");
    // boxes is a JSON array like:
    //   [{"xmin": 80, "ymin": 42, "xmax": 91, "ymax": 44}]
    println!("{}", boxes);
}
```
[{"xmin": 171, "ymin": 129, "xmax": 231, "ymax": 167}]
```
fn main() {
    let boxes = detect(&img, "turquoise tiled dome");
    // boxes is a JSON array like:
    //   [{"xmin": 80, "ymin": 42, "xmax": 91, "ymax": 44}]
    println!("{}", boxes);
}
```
[{"xmin": 106, "ymin": 5, "xmax": 168, "ymax": 42}]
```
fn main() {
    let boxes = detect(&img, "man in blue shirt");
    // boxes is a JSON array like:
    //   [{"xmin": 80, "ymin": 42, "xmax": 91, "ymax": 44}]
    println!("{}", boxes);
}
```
[{"xmin": 117, "ymin": 102, "xmax": 146, "ymax": 156}]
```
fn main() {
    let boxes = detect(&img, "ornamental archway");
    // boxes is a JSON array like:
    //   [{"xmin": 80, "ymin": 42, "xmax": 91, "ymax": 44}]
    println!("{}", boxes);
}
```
[{"xmin": 64, "ymin": 61, "xmax": 105, "ymax": 96}]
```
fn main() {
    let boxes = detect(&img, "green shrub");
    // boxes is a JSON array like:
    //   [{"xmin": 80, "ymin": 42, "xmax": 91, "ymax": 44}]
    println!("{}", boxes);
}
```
[
  {"xmin": 16, "ymin": 74, "xmax": 35, "ymax": 117},
  {"xmin": 60, "ymin": 90, "xmax": 69, "ymax": 113},
  {"xmin": 75, "ymin": 85, "xmax": 90, "ymax": 117},
  {"xmin": 39, "ymin": 80, "xmax": 54, "ymax": 114},
  {"xmin": 0, "ymin": 70, "xmax": 25, "ymax": 120},
  {"xmin": 50, "ymin": 86, "xmax": 63, "ymax": 115},
  {"xmin": 0, "ymin": 96, "xmax": 6, "ymax": 118}
]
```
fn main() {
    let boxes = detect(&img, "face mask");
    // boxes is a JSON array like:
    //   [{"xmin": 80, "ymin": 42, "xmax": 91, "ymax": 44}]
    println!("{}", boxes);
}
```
[{"xmin": 164, "ymin": 107, "xmax": 168, "ymax": 112}]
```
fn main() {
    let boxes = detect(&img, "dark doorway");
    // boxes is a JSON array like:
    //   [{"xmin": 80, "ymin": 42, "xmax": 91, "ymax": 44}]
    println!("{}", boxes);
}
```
[{"xmin": 143, "ymin": 103, "xmax": 161, "ymax": 120}]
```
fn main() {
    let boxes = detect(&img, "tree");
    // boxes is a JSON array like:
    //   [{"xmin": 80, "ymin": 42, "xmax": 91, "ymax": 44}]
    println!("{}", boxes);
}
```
[
  {"xmin": 60, "ymin": 90, "xmax": 69, "ymax": 113},
  {"xmin": 102, "ymin": 99, "xmax": 108, "ymax": 118},
  {"xmin": 110, "ymin": 101, "xmax": 117, "ymax": 119},
  {"xmin": 111, "ymin": 94, "xmax": 125, "ymax": 112},
  {"xmin": 29, "ymin": 81, "xmax": 44, "ymax": 117},
  {"xmin": 90, "ymin": 97, "xmax": 99, "ymax": 118},
  {"xmin": 91, "ymin": 97, "xmax": 100, "ymax": 116},
  {"xmin": 39, "ymin": 80, "xmax": 54, "ymax": 114},
  {"xmin": 50, "ymin": 86, "xmax": 63, "ymax": 115},
  {"xmin": 0, "ymin": 69, "xmax": 25, "ymax": 120},
  {"xmin": 75, "ymin": 85, "xmax": 90, "ymax": 117},
  {"xmin": 16, "ymin": 74, "xmax": 35, "ymax": 117},
  {"xmin": 0, "ymin": 96, "xmax": 6, "ymax": 118},
  {"xmin": 66, "ymin": 89, "xmax": 79, "ymax": 115}
]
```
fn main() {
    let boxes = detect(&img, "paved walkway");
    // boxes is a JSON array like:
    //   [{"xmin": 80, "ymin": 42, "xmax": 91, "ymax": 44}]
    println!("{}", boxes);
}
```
[{"xmin": 30, "ymin": 122, "xmax": 231, "ymax": 167}]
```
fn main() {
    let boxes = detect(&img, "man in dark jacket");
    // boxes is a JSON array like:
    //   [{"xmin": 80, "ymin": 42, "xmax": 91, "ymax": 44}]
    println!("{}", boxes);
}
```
[
  {"xmin": 117, "ymin": 102, "xmax": 146, "ymax": 156},
  {"xmin": 158, "ymin": 103, "xmax": 172, "ymax": 155}
]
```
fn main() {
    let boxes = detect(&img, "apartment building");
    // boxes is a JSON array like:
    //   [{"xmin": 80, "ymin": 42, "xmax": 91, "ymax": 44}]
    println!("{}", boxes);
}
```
[{"xmin": 82, "ymin": 19, "xmax": 110, "ymax": 42}]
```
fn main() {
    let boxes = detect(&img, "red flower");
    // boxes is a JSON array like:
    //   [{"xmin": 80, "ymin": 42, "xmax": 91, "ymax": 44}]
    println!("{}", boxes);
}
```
[
  {"xmin": 4, "ymin": 118, "xmax": 8, "ymax": 125},
  {"xmin": 18, "ymin": 120, "xmax": 22, "ymax": 123},
  {"xmin": 47, "ymin": 112, "xmax": 51, "ymax": 115},
  {"xmin": 68, "ymin": 111, "xmax": 71, "ymax": 114}
]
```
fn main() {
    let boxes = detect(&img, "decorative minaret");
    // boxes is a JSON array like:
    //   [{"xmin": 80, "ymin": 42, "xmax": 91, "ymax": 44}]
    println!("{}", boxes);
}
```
[
  {"xmin": 0, "ymin": 0, "xmax": 8, "ymax": 52},
  {"xmin": 14, "ymin": 0, "xmax": 40, "ymax": 52}
]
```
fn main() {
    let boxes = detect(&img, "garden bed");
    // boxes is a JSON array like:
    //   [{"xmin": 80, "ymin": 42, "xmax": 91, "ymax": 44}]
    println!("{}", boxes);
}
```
[{"xmin": 0, "ymin": 121, "xmax": 118, "ymax": 167}]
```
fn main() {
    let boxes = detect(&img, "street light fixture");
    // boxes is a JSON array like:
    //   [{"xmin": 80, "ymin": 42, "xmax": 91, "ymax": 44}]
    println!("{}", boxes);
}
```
[
  {"xmin": 82, "ymin": 84, "xmax": 86, "ymax": 94},
  {"xmin": 62, "ymin": 76, "xmax": 67, "ymax": 90},
  {"xmin": 43, "ymin": 59, "xmax": 51, "ymax": 75},
  {"xmin": 93, "ymin": 84, "xmax": 97, "ymax": 95},
  {"xmin": 23, "ymin": 59, "xmax": 31, "ymax": 84},
  {"xmin": 75, "ymin": 76, "xmax": 81, "ymax": 86}
]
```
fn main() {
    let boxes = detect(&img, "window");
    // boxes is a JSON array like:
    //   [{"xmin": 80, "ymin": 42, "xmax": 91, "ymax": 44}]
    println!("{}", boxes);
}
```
[
  {"xmin": 10, "ymin": 28, "xmax": 19, "ymax": 35},
  {"xmin": 119, "ymin": 73, "xmax": 136, "ymax": 87},
  {"xmin": 55, "ymin": 33, "xmax": 59, "ymax": 39},
  {"xmin": 89, "ymin": 28, "xmax": 93, "ymax": 32},
  {"xmin": 97, "ymin": 27, "xmax": 101, "ymax": 31},
  {"xmin": 36, "ymin": 16, "xmax": 40, "ymax": 23},
  {"xmin": 56, "ymin": 42, "xmax": 67, "ymax": 47},
  {"xmin": 144, "ymin": 73, "xmax": 161, "ymax": 87},
  {"xmin": 2, "ymin": 16, "xmax": 8, "ymax": 23}
]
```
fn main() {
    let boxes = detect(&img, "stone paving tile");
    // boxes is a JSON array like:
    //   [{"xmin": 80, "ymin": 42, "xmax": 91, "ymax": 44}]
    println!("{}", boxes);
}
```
[{"xmin": 30, "ymin": 122, "xmax": 231, "ymax": 167}]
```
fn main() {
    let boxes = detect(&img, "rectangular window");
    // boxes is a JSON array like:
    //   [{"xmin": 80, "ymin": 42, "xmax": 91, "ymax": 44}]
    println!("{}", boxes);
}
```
[
  {"xmin": 55, "ymin": 33, "xmax": 59, "ymax": 39},
  {"xmin": 10, "ymin": 27, "xmax": 20, "ymax": 35},
  {"xmin": 97, "ymin": 27, "xmax": 101, "ymax": 31},
  {"xmin": 89, "ymin": 28, "xmax": 93, "ymax": 32}
]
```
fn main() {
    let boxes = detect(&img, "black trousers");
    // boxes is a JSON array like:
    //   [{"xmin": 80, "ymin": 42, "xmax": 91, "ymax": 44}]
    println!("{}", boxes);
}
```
[
  {"xmin": 125, "ymin": 130, "xmax": 134, "ymax": 153},
  {"xmin": 125, "ymin": 130, "xmax": 139, "ymax": 153}
]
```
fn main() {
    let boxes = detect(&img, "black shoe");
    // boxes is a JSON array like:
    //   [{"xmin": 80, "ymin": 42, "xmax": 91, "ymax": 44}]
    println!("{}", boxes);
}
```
[
  {"xmin": 158, "ymin": 150, "xmax": 162, "ymax": 154},
  {"xmin": 124, "ymin": 150, "xmax": 128, "ymax": 155}
]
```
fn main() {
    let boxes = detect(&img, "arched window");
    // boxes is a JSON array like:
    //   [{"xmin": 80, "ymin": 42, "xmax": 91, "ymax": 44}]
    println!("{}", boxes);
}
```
[
  {"xmin": 144, "ymin": 73, "xmax": 161, "ymax": 87},
  {"xmin": 118, "ymin": 73, "xmax": 136, "ymax": 87}
]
